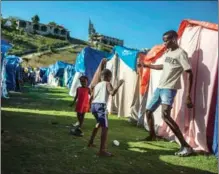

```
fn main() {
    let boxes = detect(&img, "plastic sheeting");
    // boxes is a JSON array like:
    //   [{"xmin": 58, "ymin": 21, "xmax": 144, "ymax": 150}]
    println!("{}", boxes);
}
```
[
  {"xmin": 52, "ymin": 61, "xmax": 71, "ymax": 77},
  {"xmin": 75, "ymin": 47, "xmax": 111, "ymax": 84},
  {"xmin": 40, "ymin": 67, "xmax": 48, "ymax": 78},
  {"xmin": 40, "ymin": 67, "xmax": 48, "ymax": 83},
  {"xmin": 91, "ymin": 46, "xmax": 140, "ymax": 117},
  {"xmin": 69, "ymin": 72, "xmax": 83, "ymax": 97},
  {"xmin": 5, "ymin": 55, "xmax": 22, "ymax": 91},
  {"xmin": 64, "ymin": 64, "xmax": 75, "ymax": 88},
  {"xmin": 1, "ymin": 39, "xmax": 12, "ymax": 98},
  {"xmin": 69, "ymin": 47, "xmax": 111, "ymax": 97},
  {"xmin": 47, "ymin": 61, "xmax": 72, "ymax": 87},
  {"xmin": 213, "ymin": 97, "xmax": 218, "ymax": 157},
  {"xmin": 113, "ymin": 46, "xmax": 139, "ymax": 71}
]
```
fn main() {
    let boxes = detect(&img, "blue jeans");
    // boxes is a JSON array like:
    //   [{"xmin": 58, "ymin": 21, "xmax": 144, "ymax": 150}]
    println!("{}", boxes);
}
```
[{"xmin": 146, "ymin": 88, "xmax": 177, "ymax": 112}]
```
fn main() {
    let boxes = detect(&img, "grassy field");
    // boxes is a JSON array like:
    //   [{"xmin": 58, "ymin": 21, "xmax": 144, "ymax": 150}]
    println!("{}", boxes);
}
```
[{"xmin": 1, "ymin": 85, "xmax": 218, "ymax": 174}]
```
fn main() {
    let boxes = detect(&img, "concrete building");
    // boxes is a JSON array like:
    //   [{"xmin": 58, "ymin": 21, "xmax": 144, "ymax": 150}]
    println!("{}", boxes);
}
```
[
  {"xmin": 88, "ymin": 19, "xmax": 124, "ymax": 46},
  {"xmin": 16, "ymin": 19, "xmax": 70, "ymax": 40}
]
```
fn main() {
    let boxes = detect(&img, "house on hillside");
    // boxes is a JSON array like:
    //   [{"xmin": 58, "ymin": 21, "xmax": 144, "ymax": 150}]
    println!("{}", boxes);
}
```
[
  {"xmin": 88, "ymin": 19, "xmax": 124, "ymax": 46},
  {"xmin": 15, "ymin": 19, "xmax": 70, "ymax": 40}
]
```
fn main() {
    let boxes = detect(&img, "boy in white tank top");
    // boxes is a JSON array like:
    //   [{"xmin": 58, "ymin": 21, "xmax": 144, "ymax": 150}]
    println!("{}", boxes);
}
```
[{"xmin": 88, "ymin": 69, "xmax": 124, "ymax": 157}]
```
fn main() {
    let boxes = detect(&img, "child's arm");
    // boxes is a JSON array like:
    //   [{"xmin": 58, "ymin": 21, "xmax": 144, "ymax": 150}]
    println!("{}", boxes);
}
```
[
  {"xmin": 70, "ymin": 88, "xmax": 78, "ymax": 107},
  {"xmin": 89, "ymin": 88, "xmax": 94, "ymax": 106},
  {"xmin": 106, "ymin": 80, "xmax": 124, "ymax": 96}
]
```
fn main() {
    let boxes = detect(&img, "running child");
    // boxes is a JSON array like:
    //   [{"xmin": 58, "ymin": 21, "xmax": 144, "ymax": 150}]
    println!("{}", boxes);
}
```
[
  {"xmin": 88, "ymin": 69, "xmax": 124, "ymax": 157},
  {"xmin": 71, "ymin": 76, "xmax": 90, "ymax": 132}
]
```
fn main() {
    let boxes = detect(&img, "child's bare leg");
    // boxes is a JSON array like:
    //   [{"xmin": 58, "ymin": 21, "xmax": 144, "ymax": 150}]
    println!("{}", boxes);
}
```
[
  {"xmin": 77, "ymin": 113, "xmax": 84, "ymax": 128},
  {"xmin": 79, "ymin": 113, "xmax": 85, "ymax": 128},
  {"xmin": 88, "ymin": 123, "xmax": 100, "ymax": 147},
  {"xmin": 76, "ymin": 113, "xmax": 81, "ymax": 127},
  {"xmin": 98, "ymin": 127, "xmax": 113, "ymax": 157}
]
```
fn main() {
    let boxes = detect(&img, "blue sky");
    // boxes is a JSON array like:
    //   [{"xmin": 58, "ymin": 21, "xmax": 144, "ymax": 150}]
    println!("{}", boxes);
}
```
[{"xmin": 2, "ymin": 1, "xmax": 218, "ymax": 49}]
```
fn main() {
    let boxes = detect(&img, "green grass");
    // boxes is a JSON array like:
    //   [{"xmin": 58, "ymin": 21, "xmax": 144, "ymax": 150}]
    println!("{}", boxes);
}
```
[{"xmin": 1, "ymin": 85, "xmax": 218, "ymax": 174}]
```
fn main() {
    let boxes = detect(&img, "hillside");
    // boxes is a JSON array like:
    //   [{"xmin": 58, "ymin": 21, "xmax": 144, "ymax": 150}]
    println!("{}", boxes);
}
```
[
  {"xmin": 2, "ymin": 26, "xmax": 113, "ymax": 68},
  {"xmin": 21, "ymin": 45, "xmax": 86, "ymax": 68},
  {"xmin": 2, "ymin": 27, "xmax": 90, "ymax": 67}
]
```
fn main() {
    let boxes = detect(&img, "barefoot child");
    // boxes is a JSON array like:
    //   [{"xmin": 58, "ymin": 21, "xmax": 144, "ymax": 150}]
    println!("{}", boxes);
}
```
[
  {"xmin": 71, "ymin": 76, "xmax": 90, "ymax": 133},
  {"xmin": 88, "ymin": 69, "xmax": 124, "ymax": 157}
]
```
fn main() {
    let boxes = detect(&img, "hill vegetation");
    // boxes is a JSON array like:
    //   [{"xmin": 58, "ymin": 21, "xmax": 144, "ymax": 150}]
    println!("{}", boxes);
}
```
[
  {"xmin": 2, "ymin": 27, "xmax": 71, "ymax": 56},
  {"xmin": 21, "ymin": 45, "xmax": 85, "ymax": 68},
  {"xmin": 1, "ymin": 16, "xmax": 114, "ymax": 68}
]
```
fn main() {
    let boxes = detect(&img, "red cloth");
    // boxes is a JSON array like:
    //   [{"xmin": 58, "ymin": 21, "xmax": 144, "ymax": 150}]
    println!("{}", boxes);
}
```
[{"xmin": 75, "ymin": 87, "xmax": 90, "ymax": 113}]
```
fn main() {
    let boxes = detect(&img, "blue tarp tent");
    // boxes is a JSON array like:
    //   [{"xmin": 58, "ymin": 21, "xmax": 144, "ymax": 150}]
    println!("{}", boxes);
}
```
[
  {"xmin": 74, "ymin": 47, "xmax": 111, "ymax": 84},
  {"xmin": 64, "ymin": 64, "xmax": 75, "ymax": 88},
  {"xmin": 40, "ymin": 67, "xmax": 48, "ymax": 83},
  {"xmin": 53, "ymin": 61, "xmax": 69, "ymax": 77},
  {"xmin": 1, "ymin": 39, "xmax": 12, "ymax": 98},
  {"xmin": 40, "ymin": 67, "xmax": 48, "ymax": 78},
  {"xmin": 5, "ymin": 55, "xmax": 22, "ymax": 91},
  {"xmin": 213, "ymin": 96, "xmax": 218, "ymax": 157},
  {"xmin": 1, "ymin": 39, "xmax": 12, "ymax": 55},
  {"xmin": 112, "ymin": 46, "xmax": 139, "ymax": 71},
  {"xmin": 1, "ymin": 39, "xmax": 12, "ymax": 72},
  {"xmin": 103, "ymin": 46, "xmax": 140, "ymax": 118},
  {"xmin": 46, "ymin": 61, "xmax": 73, "ymax": 87},
  {"xmin": 42, "ymin": 65, "xmax": 54, "ymax": 84},
  {"xmin": 49, "ymin": 61, "xmax": 71, "ymax": 77}
]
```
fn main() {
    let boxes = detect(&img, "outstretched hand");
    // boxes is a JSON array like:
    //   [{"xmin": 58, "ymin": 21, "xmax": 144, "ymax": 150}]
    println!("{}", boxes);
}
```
[
  {"xmin": 119, "ymin": 79, "xmax": 124, "ymax": 86},
  {"xmin": 186, "ymin": 96, "xmax": 193, "ymax": 109},
  {"xmin": 102, "ymin": 58, "xmax": 108, "ymax": 65}
]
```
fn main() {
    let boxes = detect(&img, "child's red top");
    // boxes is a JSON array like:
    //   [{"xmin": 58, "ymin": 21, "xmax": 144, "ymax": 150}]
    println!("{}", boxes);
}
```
[{"xmin": 76, "ymin": 87, "xmax": 90, "ymax": 113}]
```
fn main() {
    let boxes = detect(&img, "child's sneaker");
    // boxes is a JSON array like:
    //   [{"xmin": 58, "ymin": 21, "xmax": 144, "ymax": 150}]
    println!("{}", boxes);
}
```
[
  {"xmin": 97, "ymin": 151, "xmax": 114, "ymax": 157},
  {"xmin": 70, "ymin": 127, "xmax": 84, "ymax": 137},
  {"xmin": 72, "ymin": 122, "xmax": 79, "ymax": 127}
]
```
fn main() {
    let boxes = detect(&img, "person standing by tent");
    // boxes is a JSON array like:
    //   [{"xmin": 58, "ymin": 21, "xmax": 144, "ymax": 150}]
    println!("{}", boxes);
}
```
[
  {"xmin": 141, "ymin": 30, "xmax": 194, "ymax": 157},
  {"xmin": 29, "ymin": 68, "xmax": 36, "ymax": 87},
  {"xmin": 88, "ymin": 69, "xmax": 124, "ymax": 157},
  {"xmin": 35, "ymin": 67, "xmax": 41, "ymax": 84},
  {"xmin": 15, "ymin": 64, "xmax": 22, "ymax": 92}
]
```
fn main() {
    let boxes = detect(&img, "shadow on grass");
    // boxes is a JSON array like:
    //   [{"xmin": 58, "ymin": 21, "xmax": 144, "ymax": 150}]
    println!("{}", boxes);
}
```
[
  {"xmin": 2, "ymin": 110, "xmax": 217, "ymax": 174},
  {"xmin": 2, "ymin": 86, "xmax": 74, "ymax": 112}
]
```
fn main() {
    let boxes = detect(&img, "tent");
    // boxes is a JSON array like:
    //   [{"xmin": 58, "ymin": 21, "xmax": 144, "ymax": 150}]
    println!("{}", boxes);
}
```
[
  {"xmin": 69, "ymin": 47, "xmax": 111, "ymax": 97},
  {"xmin": 47, "ymin": 61, "xmax": 72, "ymax": 87},
  {"xmin": 5, "ymin": 55, "xmax": 22, "ymax": 91},
  {"xmin": 90, "ymin": 45, "xmax": 140, "ymax": 118},
  {"xmin": 39, "ymin": 67, "xmax": 48, "ymax": 83},
  {"xmin": 139, "ymin": 19, "xmax": 218, "ymax": 152},
  {"xmin": 1, "ymin": 39, "xmax": 12, "ymax": 98},
  {"xmin": 64, "ymin": 64, "xmax": 75, "ymax": 88}
]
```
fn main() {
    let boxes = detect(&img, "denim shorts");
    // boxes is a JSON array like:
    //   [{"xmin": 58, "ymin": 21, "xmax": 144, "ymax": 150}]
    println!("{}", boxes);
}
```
[
  {"xmin": 91, "ymin": 103, "xmax": 108, "ymax": 128},
  {"xmin": 146, "ymin": 88, "xmax": 177, "ymax": 112}
]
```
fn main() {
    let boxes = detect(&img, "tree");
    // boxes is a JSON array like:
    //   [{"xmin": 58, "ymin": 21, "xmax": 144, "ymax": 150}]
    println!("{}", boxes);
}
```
[
  {"xmin": 31, "ymin": 15, "xmax": 40, "ymax": 23},
  {"xmin": 48, "ymin": 22, "xmax": 57, "ymax": 26}
]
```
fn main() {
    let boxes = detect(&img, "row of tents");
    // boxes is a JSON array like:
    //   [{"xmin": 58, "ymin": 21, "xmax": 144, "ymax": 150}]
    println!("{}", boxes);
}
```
[
  {"xmin": 67, "ymin": 19, "xmax": 218, "ymax": 156},
  {"xmin": 1, "ymin": 18, "xmax": 218, "ymax": 157},
  {"xmin": 39, "ymin": 61, "xmax": 75, "ymax": 88}
]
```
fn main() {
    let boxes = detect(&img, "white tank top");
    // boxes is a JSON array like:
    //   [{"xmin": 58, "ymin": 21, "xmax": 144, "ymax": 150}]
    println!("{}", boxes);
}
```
[{"xmin": 92, "ymin": 81, "xmax": 109, "ymax": 104}]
